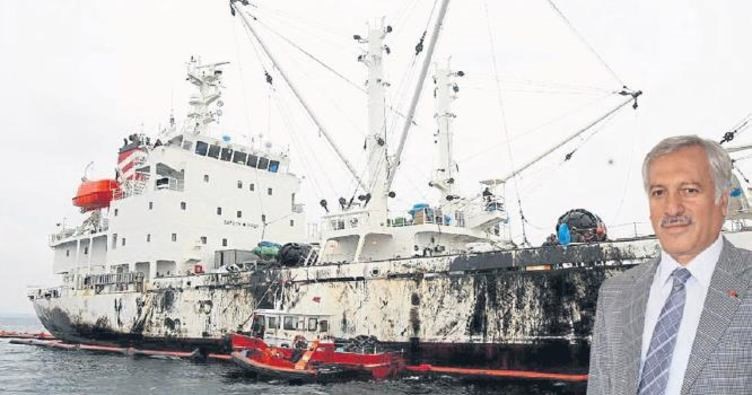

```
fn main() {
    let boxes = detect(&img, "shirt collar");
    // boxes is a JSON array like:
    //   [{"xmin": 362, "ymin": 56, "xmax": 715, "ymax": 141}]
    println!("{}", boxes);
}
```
[{"xmin": 657, "ymin": 235, "xmax": 723, "ymax": 288}]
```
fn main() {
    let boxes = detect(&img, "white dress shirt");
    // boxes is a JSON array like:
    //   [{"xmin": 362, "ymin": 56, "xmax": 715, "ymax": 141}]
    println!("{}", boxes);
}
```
[{"xmin": 639, "ymin": 235, "xmax": 723, "ymax": 394}]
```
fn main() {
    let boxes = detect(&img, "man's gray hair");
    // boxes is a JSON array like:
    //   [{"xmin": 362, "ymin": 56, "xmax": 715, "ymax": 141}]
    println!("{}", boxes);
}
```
[{"xmin": 642, "ymin": 135, "xmax": 733, "ymax": 202}]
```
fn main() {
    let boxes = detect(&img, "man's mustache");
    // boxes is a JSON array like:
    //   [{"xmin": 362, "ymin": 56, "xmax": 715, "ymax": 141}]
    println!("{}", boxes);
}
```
[{"xmin": 661, "ymin": 215, "xmax": 692, "ymax": 227}]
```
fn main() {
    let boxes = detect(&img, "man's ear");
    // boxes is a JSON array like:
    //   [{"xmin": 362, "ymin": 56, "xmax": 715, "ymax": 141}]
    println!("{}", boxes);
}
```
[{"xmin": 720, "ymin": 190, "xmax": 730, "ymax": 217}]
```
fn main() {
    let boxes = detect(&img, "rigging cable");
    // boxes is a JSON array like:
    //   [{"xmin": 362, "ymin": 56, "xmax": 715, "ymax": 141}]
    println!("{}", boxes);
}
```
[
  {"xmin": 455, "ymin": 91, "xmax": 612, "ymax": 164},
  {"xmin": 274, "ymin": 90, "xmax": 337, "ymax": 197},
  {"xmin": 483, "ymin": 2, "xmax": 529, "ymax": 246},
  {"xmin": 544, "ymin": 0, "xmax": 625, "ymax": 87},
  {"xmin": 237, "ymin": 7, "xmax": 368, "ymax": 194},
  {"xmin": 251, "ymin": 16, "xmax": 365, "ymax": 95}
]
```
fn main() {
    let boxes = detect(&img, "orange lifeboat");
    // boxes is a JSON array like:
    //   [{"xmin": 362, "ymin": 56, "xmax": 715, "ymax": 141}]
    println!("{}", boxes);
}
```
[{"xmin": 72, "ymin": 179, "xmax": 119, "ymax": 212}]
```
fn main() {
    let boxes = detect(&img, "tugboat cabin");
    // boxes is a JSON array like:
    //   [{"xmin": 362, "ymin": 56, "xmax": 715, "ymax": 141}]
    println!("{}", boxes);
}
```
[{"xmin": 250, "ymin": 309, "xmax": 332, "ymax": 348}]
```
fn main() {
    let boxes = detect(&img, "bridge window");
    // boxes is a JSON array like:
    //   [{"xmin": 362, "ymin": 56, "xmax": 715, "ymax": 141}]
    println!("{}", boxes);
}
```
[
  {"xmin": 319, "ymin": 320, "xmax": 328, "ymax": 333},
  {"xmin": 269, "ymin": 160, "xmax": 279, "ymax": 173},
  {"xmin": 267, "ymin": 316, "xmax": 279, "ymax": 329},
  {"xmin": 220, "ymin": 147, "xmax": 233, "ymax": 161},
  {"xmin": 283, "ymin": 316, "xmax": 295, "ymax": 330},
  {"xmin": 207, "ymin": 144, "xmax": 220, "ymax": 159},
  {"xmin": 257, "ymin": 157, "xmax": 269, "ymax": 170},
  {"xmin": 195, "ymin": 141, "xmax": 209, "ymax": 156},
  {"xmin": 233, "ymin": 151, "xmax": 247, "ymax": 165},
  {"xmin": 307, "ymin": 318, "xmax": 317, "ymax": 332},
  {"xmin": 296, "ymin": 318, "xmax": 306, "ymax": 330},
  {"xmin": 247, "ymin": 155, "xmax": 258, "ymax": 168}
]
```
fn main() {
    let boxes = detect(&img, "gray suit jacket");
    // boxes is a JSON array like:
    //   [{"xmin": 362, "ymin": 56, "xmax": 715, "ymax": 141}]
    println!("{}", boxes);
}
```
[{"xmin": 587, "ymin": 238, "xmax": 752, "ymax": 395}]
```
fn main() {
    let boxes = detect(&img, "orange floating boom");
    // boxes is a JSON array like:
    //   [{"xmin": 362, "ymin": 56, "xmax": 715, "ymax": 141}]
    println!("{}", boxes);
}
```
[{"xmin": 405, "ymin": 363, "xmax": 589, "ymax": 382}]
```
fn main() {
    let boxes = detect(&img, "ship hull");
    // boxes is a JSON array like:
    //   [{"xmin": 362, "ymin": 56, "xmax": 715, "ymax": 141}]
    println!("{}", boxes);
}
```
[
  {"xmin": 31, "ymin": 239, "xmax": 665, "ymax": 373},
  {"xmin": 34, "ymin": 299, "xmax": 590, "ymax": 373}
]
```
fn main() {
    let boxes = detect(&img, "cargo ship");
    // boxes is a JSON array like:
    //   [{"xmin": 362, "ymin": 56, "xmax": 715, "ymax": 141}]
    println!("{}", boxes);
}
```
[{"xmin": 28, "ymin": 0, "xmax": 752, "ymax": 376}]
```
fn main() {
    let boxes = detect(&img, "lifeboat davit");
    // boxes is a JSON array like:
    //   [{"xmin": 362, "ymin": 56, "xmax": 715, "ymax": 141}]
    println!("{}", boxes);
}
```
[{"xmin": 72, "ymin": 179, "xmax": 119, "ymax": 211}]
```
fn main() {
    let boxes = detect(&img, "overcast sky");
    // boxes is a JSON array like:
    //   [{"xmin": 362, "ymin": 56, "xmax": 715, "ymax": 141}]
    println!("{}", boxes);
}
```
[{"xmin": 2, "ymin": 0, "xmax": 752, "ymax": 315}]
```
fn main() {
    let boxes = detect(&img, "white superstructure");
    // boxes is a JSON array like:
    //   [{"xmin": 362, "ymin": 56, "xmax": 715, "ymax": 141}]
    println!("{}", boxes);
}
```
[{"xmin": 48, "ymin": 58, "xmax": 305, "ymax": 284}]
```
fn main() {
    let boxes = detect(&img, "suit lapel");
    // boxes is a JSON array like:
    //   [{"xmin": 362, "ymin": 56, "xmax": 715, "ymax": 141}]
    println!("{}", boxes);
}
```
[
  {"xmin": 681, "ymin": 239, "xmax": 752, "ymax": 394},
  {"xmin": 621, "ymin": 258, "xmax": 659, "ymax": 395}
]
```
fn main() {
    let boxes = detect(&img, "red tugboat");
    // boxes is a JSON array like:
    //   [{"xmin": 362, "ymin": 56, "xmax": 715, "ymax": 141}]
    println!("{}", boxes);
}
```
[{"xmin": 229, "ymin": 310, "xmax": 403, "ymax": 383}]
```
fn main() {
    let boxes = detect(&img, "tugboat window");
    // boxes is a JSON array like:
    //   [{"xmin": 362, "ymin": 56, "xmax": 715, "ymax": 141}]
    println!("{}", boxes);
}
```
[
  {"xmin": 268, "ymin": 316, "xmax": 279, "ymax": 329},
  {"xmin": 319, "ymin": 320, "xmax": 328, "ymax": 333},
  {"xmin": 180, "ymin": 201, "xmax": 186, "ymax": 210},
  {"xmin": 203, "ymin": 174, "xmax": 209, "ymax": 183},
  {"xmin": 182, "ymin": 140, "xmax": 193, "ymax": 151},
  {"xmin": 247, "ymin": 154, "xmax": 258, "ymax": 168},
  {"xmin": 207, "ymin": 144, "xmax": 220, "ymax": 159},
  {"xmin": 222, "ymin": 238, "xmax": 228, "ymax": 247},
  {"xmin": 217, "ymin": 207, "xmax": 222, "ymax": 215},
  {"xmin": 146, "ymin": 234, "xmax": 151, "ymax": 242},
  {"xmin": 200, "ymin": 236, "xmax": 207, "ymax": 245},
  {"xmin": 307, "ymin": 318, "xmax": 317, "ymax": 332},
  {"xmin": 297, "ymin": 318, "xmax": 306, "ymax": 330},
  {"xmin": 171, "ymin": 233, "xmax": 177, "ymax": 242},
  {"xmin": 195, "ymin": 141, "xmax": 209, "ymax": 156},
  {"xmin": 232, "ymin": 151, "xmax": 247, "ymax": 164},
  {"xmin": 237, "ymin": 211, "xmax": 242, "ymax": 218},
  {"xmin": 257, "ymin": 157, "xmax": 269, "ymax": 170},
  {"xmin": 249, "ymin": 183, "xmax": 255, "ymax": 191},
  {"xmin": 267, "ymin": 187, "xmax": 273, "ymax": 196},
  {"xmin": 237, "ymin": 181, "xmax": 242, "ymax": 189},
  {"xmin": 283, "ymin": 316, "xmax": 295, "ymax": 330},
  {"xmin": 268, "ymin": 160, "xmax": 280, "ymax": 173}
]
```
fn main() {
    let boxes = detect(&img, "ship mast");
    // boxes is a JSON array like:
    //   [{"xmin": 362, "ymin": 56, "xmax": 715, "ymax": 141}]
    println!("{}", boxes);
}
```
[
  {"xmin": 358, "ymin": 19, "xmax": 392, "ymax": 222},
  {"xmin": 183, "ymin": 57, "xmax": 229, "ymax": 137},
  {"xmin": 430, "ymin": 59, "xmax": 463, "ymax": 202}
]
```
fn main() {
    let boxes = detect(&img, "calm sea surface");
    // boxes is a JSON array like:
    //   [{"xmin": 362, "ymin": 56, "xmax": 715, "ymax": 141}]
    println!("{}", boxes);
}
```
[{"xmin": 0, "ymin": 315, "xmax": 585, "ymax": 395}]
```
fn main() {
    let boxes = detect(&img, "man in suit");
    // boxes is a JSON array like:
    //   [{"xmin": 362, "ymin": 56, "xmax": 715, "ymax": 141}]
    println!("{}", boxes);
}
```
[{"xmin": 588, "ymin": 135, "xmax": 752, "ymax": 394}]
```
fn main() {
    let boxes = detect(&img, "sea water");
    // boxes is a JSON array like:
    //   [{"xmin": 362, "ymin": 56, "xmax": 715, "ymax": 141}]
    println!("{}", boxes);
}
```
[{"xmin": 0, "ymin": 315, "xmax": 583, "ymax": 394}]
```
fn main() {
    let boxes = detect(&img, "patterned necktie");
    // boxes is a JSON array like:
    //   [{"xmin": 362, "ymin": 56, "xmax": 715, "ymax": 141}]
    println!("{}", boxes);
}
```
[{"xmin": 637, "ymin": 268, "xmax": 692, "ymax": 395}]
